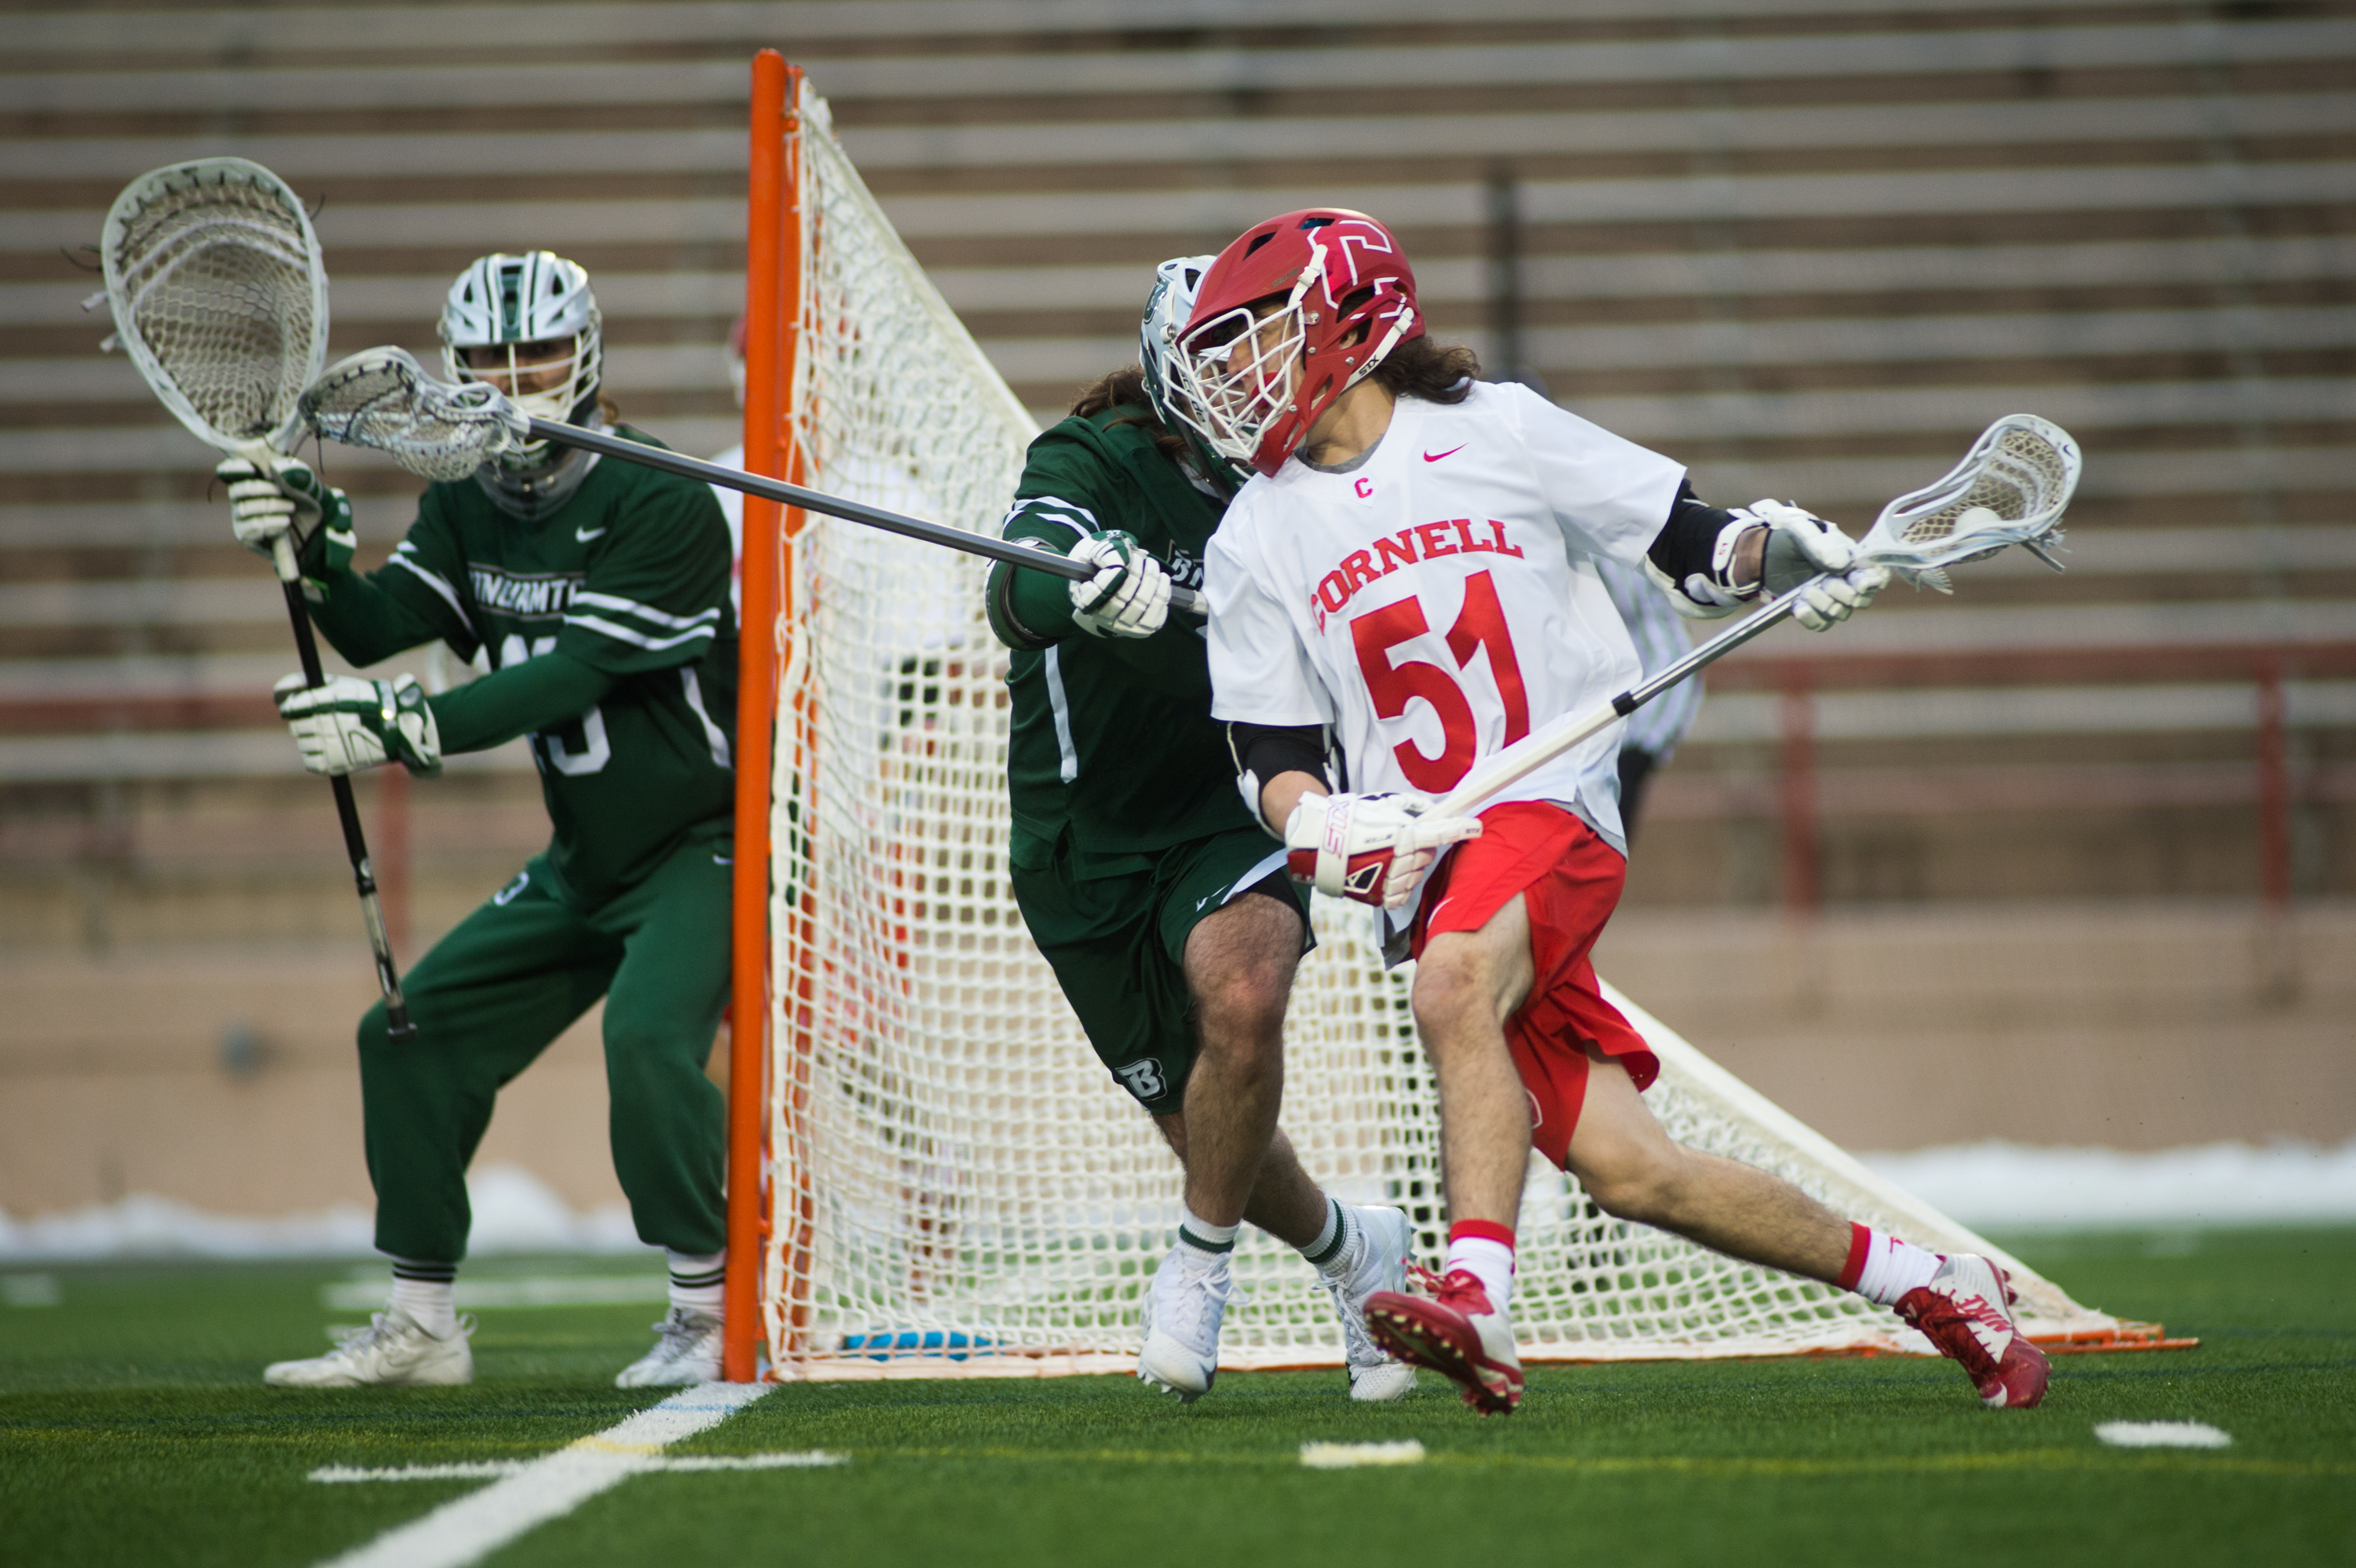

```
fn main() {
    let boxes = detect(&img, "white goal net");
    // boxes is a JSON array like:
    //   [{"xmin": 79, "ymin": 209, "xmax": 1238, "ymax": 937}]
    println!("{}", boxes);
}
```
[{"xmin": 755, "ymin": 80, "xmax": 2138, "ymax": 1380}]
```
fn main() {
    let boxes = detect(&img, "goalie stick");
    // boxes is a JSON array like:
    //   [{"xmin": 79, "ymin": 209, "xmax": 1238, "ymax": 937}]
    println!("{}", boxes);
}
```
[
  {"xmin": 295, "ymin": 347, "xmax": 1212, "ymax": 616},
  {"xmin": 1434, "ymin": 413, "xmax": 2083, "ymax": 820},
  {"xmin": 98, "ymin": 159, "xmax": 415, "ymax": 1040}
]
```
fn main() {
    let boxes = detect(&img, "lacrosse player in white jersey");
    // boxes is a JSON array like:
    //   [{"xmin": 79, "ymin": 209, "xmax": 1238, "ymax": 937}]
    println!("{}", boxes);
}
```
[{"xmin": 1148, "ymin": 207, "xmax": 2049, "ymax": 1416}]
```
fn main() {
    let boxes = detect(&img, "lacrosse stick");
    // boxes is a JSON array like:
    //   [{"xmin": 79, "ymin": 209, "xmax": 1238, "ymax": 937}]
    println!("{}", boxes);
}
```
[
  {"xmin": 295, "ymin": 347, "xmax": 1210, "ymax": 616},
  {"xmin": 1434, "ymin": 413, "xmax": 2083, "ymax": 819},
  {"xmin": 99, "ymin": 159, "xmax": 414, "ymax": 1040}
]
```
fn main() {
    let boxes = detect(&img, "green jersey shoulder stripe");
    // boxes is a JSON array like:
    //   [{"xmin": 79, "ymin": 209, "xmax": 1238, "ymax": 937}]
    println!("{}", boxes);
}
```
[
  {"xmin": 1001, "ymin": 495, "xmax": 1098, "ymax": 543},
  {"xmin": 389, "ymin": 542, "xmax": 468, "ymax": 623}
]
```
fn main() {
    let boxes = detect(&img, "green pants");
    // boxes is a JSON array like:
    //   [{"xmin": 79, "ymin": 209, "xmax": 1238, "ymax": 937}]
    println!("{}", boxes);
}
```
[
  {"xmin": 358, "ymin": 821, "xmax": 733, "ymax": 1263},
  {"xmin": 1011, "ymin": 826, "xmax": 1305, "ymax": 1116}
]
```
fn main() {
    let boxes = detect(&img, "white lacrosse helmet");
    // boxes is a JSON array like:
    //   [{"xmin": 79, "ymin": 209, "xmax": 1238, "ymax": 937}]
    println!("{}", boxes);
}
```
[
  {"xmin": 438, "ymin": 252, "xmax": 604, "ymax": 515},
  {"xmin": 1138, "ymin": 255, "xmax": 1246, "ymax": 494}
]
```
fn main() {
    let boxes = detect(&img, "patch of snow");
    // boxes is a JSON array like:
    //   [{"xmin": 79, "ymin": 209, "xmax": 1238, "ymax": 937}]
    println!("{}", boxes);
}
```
[
  {"xmin": 0, "ymin": 1165, "xmax": 644, "ymax": 1262},
  {"xmin": 6, "ymin": 1142, "xmax": 2354, "ymax": 1262},
  {"xmin": 1858, "ymin": 1139, "xmax": 2356, "ymax": 1229}
]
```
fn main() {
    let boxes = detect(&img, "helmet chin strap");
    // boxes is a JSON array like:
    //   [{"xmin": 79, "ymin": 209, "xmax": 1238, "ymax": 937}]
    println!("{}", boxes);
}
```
[
  {"xmin": 475, "ymin": 408, "xmax": 605, "ymax": 520},
  {"xmin": 1346, "ymin": 305, "xmax": 1416, "ymax": 395}
]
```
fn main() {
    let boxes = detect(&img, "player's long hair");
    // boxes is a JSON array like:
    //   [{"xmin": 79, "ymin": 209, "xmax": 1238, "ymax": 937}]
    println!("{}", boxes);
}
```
[
  {"xmin": 1070, "ymin": 364, "xmax": 1191, "ymax": 462},
  {"xmin": 1369, "ymin": 333, "xmax": 1482, "ymax": 404}
]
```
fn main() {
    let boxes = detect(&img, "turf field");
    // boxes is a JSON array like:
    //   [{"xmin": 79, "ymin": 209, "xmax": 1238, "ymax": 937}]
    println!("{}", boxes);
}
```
[{"xmin": 2, "ymin": 1226, "xmax": 2350, "ymax": 1567}]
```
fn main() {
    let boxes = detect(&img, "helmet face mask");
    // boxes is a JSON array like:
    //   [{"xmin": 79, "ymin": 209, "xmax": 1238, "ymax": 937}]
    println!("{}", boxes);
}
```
[
  {"xmin": 1138, "ymin": 254, "xmax": 1248, "ymax": 494},
  {"xmin": 439, "ymin": 252, "xmax": 605, "ymax": 517},
  {"xmin": 1173, "ymin": 210, "xmax": 1422, "ymax": 477}
]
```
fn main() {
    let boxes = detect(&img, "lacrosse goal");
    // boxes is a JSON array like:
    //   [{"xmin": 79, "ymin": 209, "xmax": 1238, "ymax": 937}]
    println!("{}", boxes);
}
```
[{"xmin": 720, "ymin": 53, "xmax": 2161, "ymax": 1383}]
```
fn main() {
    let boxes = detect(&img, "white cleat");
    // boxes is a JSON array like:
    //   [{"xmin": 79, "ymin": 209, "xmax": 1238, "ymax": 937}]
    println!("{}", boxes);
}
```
[
  {"xmin": 615, "ymin": 1307, "xmax": 724, "ymax": 1388},
  {"xmin": 1136, "ymin": 1244, "xmax": 1235, "ymax": 1404},
  {"xmin": 1327, "ymin": 1205, "xmax": 1417, "ymax": 1402},
  {"xmin": 264, "ymin": 1308, "xmax": 474, "ymax": 1388}
]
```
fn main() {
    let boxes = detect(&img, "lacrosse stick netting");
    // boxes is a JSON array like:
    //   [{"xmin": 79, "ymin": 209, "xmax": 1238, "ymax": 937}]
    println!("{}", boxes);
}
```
[
  {"xmin": 101, "ymin": 158, "xmax": 328, "ymax": 455},
  {"xmin": 1861, "ymin": 413, "xmax": 2080, "ymax": 586},
  {"xmin": 300, "ymin": 347, "xmax": 525, "ymax": 481}
]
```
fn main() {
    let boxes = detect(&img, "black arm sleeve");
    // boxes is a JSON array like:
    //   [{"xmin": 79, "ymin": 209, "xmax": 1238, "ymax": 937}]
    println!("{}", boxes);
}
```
[
  {"xmin": 1644, "ymin": 481, "xmax": 1741, "ymax": 587},
  {"xmin": 1228, "ymin": 722, "xmax": 1330, "ymax": 788}
]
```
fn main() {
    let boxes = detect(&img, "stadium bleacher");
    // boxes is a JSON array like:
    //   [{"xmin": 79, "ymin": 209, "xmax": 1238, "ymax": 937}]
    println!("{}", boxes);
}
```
[{"xmin": 1, "ymin": 1, "xmax": 2351, "ymax": 1206}]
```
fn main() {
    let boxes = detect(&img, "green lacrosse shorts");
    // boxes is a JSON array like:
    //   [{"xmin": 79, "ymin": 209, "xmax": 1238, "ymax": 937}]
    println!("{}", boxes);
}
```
[
  {"xmin": 356, "ymin": 820, "xmax": 733, "ymax": 1264},
  {"xmin": 1011, "ymin": 826, "xmax": 1310, "ymax": 1117}
]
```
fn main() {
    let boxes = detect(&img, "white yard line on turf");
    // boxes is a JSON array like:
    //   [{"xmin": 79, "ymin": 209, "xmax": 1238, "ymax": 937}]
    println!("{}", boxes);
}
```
[
  {"xmin": 311, "ymin": 1453, "xmax": 844, "ymax": 1483},
  {"xmin": 313, "ymin": 1381, "xmax": 784, "ymax": 1568},
  {"xmin": 2094, "ymin": 1421, "xmax": 2233, "ymax": 1449},
  {"xmin": 1299, "ymin": 1440, "xmax": 1427, "ymax": 1469}
]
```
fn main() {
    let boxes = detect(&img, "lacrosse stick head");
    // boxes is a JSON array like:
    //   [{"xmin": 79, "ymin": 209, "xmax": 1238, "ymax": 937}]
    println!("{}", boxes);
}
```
[
  {"xmin": 299, "ymin": 346, "xmax": 529, "ymax": 481},
  {"xmin": 100, "ymin": 158, "xmax": 328, "ymax": 457},
  {"xmin": 1857, "ymin": 414, "xmax": 2081, "ymax": 590}
]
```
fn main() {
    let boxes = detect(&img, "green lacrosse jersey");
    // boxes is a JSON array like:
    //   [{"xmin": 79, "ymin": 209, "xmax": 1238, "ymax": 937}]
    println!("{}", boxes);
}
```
[
  {"xmin": 375, "ymin": 429, "xmax": 738, "ymax": 905},
  {"xmin": 989, "ymin": 406, "xmax": 1257, "ymax": 872}
]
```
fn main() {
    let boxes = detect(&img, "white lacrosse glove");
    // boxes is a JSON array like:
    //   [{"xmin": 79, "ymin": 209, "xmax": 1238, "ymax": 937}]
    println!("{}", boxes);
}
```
[
  {"xmin": 1066, "ymin": 529, "xmax": 1171, "ymax": 640},
  {"xmin": 275, "ymin": 673, "xmax": 442, "ymax": 777},
  {"xmin": 1745, "ymin": 499, "xmax": 1891, "ymax": 633},
  {"xmin": 1282, "ymin": 791, "xmax": 1483, "ymax": 910},
  {"xmin": 220, "ymin": 455, "xmax": 356, "ymax": 576}
]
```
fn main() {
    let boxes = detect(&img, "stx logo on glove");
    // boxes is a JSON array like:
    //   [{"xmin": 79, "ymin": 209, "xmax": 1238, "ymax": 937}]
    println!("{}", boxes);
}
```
[{"xmin": 1311, "ymin": 521, "xmax": 1524, "ymax": 628}]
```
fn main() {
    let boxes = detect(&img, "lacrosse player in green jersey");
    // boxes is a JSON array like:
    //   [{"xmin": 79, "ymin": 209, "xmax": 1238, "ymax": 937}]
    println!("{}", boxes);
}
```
[
  {"xmin": 221, "ymin": 253, "xmax": 738, "ymax": 1390},
  {"xmin": 986, "ymin": 258, "xmax": 1414, "ymax": 1404}
]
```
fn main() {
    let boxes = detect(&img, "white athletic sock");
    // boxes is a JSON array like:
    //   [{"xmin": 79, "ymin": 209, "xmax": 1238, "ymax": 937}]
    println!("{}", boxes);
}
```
[
  {"xmin": 388, "ymin": 1263, "xmax": 458, "ymax": 1337},
  {"xmin": 1445, "ymin": 1234, "xmax": 1516, "ymax": 1313},
  {"xmin": 1300, "ymin": 1199, "xmax": 1351, "ymax": 1275},
  {"xmin": 1845, "ymin": 1225, "xmax": 1944, "ymax": 1307},
  {"xmin": 1176, "ymin": 1207, "xmax": 1239, "ymax": 1262},
  {"xmin": 668, "ymin": 1248, "xmax": 726, "ymax": 1315}
]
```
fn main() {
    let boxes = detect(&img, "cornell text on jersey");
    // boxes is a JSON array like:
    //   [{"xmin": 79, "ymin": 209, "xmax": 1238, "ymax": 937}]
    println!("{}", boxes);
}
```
[{"xmin": 1311, "ymin": 519, "xmax": 1524, "ymax": 629}]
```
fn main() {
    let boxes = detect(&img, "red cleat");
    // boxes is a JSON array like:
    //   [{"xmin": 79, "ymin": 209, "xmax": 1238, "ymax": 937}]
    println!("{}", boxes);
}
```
[
  {"xmin": 1896, "ymin": 1254, "xmax": 2050, "ymax": 1409},
  {"xmin": 1365, "ymin": 1266, "xmax": 1524, "ymax": 1415}
]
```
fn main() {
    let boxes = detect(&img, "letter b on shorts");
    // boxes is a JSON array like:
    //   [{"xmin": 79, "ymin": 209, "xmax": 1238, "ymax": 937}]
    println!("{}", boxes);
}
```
[{"xmin": 1115, "ymin": 1058, "xmax": 1167, "ymax": 1103}]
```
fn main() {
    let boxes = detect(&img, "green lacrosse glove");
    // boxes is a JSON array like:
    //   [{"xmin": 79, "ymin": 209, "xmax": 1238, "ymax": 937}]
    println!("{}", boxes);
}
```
[
  {"xmin": 219, "ymin": 454, "xmax": 355, "ymax": 584},
  {"xmin": 273, "ymin": 673, "xmax": 442, "ymax": 777}
]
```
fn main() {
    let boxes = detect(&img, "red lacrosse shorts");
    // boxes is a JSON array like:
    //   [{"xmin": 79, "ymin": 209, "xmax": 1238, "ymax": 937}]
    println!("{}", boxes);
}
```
[{"xmin": 1410, "ymin": 800, "xmax": 1659, "ymax": 1170}]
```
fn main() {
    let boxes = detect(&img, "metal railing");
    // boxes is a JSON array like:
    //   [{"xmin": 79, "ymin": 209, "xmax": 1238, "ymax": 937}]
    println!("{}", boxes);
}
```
[{"xmin": 1696, "ymin": 641, "xmax": 2356, "ymax": 912}]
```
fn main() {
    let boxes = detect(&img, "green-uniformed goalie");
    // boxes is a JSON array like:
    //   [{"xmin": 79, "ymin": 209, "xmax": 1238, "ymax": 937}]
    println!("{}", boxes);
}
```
[
  {"xmin": 985, "ymin": 258, "xmax": 1414, "ymax": 1405},
  {"xmin": 224, "ymin": 253, "xmax": 736, "ymax": 1391}
]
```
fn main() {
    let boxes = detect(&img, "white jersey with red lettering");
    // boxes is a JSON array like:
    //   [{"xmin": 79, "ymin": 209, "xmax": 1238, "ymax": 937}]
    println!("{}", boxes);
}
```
[{"xmin": 1205, "ymin": 381, "xmax": 1685, "ymax": 919}]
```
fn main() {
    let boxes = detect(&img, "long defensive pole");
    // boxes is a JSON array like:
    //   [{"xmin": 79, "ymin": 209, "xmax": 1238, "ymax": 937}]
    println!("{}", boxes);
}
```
[{"xmin": 723, "ymin": 48, "xmax": 796, "ymax": 1384}]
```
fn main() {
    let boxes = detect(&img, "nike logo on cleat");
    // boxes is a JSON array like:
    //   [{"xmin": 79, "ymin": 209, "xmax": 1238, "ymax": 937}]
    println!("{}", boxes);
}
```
[{"xmin": 1422, "ymin": 445, "xmax": 1465, "ymax": 462}]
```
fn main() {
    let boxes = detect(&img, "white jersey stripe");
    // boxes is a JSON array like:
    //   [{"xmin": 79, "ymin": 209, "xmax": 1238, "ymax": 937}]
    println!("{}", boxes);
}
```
[
  {"xmin": 387, "ymin": 544, "xmax": 469, "ymax": 624},
  {"xmin": 1042, "ymin": 643, "xmax": 1079, "ymax": 783},
  {"xmin": 562, "ymin": 613, "xmax": 716, "ymax": 652},
  {"xmin": 569, "ymin": 589, "xmax": 720, "ymax": 630}
]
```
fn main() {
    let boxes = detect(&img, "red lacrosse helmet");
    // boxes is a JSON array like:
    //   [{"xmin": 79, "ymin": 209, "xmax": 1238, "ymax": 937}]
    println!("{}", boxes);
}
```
[{"xmin": 1169, "ymin": 208, "xmax": 1422, "ymax": 477}]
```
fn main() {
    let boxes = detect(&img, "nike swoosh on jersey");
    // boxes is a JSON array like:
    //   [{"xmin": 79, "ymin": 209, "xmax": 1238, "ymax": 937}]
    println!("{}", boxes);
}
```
[
  {"xmin": 1422, "ymin": 445, "xmax": 1466, "ymax": 462},
  {"xmin": 576, "ymin": 526, "xmax": 606, "ymax": 541}
]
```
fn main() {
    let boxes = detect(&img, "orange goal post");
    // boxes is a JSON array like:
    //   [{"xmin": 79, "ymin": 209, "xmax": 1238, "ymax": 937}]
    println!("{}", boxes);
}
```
[{"xmin": 720, "ymin": 51, "xmax": 2177, "ymax": 1384}]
